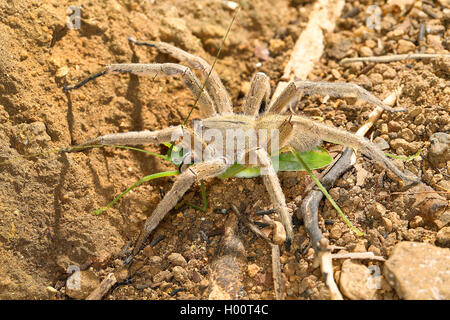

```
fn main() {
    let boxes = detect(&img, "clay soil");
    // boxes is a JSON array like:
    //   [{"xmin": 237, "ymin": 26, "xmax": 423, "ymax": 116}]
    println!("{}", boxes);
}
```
[{"xmin": 0, "ymin": 0, "xmax": 448, "ymax": 300}]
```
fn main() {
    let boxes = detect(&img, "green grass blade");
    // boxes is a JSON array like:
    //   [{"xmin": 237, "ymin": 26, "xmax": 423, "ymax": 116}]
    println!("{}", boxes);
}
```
[
  {"xmin": 290, "ymin": 148, "xmax": 365, "ymax": 237},
  {"xmin": 69, "ymin": 144, "xmax": 170, "ymax": 160},
  {"xmin": 174, "ymin": 179, "xmax": 209, "ymax": 212},
  {"xmin": 94, "ymin": 170, "xmax": 179, "ymax": 215},
  {"xmin": 385, "ymin": 149, "xmax": 421, "ymax": 162}
]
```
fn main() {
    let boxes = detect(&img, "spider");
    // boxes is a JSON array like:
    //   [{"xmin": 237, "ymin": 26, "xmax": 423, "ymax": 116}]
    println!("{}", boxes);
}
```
[{"xmin": 64, "ymin": 38, "xmax": 419, "ymax": 258}]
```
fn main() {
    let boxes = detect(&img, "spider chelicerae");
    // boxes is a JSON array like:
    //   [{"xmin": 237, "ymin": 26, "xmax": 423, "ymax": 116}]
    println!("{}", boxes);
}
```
[{"xmin": 64, "ymin": 38, "xmax": 419, "ymax": 257}]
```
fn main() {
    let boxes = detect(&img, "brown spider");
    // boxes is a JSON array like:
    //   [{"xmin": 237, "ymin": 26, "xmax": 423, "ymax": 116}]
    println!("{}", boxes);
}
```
[{"xmin": 64, "ymin": 38, "xmax": 419, "ymax": 258}]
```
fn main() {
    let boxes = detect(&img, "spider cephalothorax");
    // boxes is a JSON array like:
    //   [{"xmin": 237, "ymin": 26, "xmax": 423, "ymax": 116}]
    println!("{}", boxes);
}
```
[{"xmin": 65, "ymin": 39, "xmax": 419, "ymax": 257}]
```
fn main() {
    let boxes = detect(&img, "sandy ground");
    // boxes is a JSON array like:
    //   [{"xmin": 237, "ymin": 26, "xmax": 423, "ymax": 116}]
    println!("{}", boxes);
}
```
[{"xmin": 0, "ymin": 0, "xmax": 448, "ymax": 299}]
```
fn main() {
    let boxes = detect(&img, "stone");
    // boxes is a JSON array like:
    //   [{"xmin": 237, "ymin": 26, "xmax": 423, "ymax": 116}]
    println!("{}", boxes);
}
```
[
  {"xmin": 384, "ymin": 242, "xmax": 450, "ymax": 299},
  {"xmin": 168, "ymin": 252, "xmax": 187, "ymax": 267},
  {"xmin": 368, "ymin": 203, "xmax": 386, "ymax": 219},
  {"xmin": 409, "ymin": 216, "xmax": 424, "ymax": 228},
  {"xmin": 147, "ymin": 256, "xmax": 163, "ymax": 276},
  {"xmin": 428, "ymin": 132, "xmax": 450, "ymax": 166},
  {"xmin": 142, "ymin": 246, "xmax": 154, "ymax": 258},
  {"xmin": 359, "ymin": 46, "xmax": 373, "ymax": 57},
  {"xmin": 355, "ymin": 74, "xmax": 372, "ymax": 90},
  {"xmin": 191, "ymin": 270, "xmax": 202, "ymax": 283},
  {"xmin": 382, "ymin": 217, "xmax": 393, "ymax": 233},
  {"xmin": 326, "ymin": 33, "xmax": 352, "ymax": 59},
  {"xmin": 353, "ymin": 240, "xmax": 368, "ymax": 252},
  {"xmin": 390, "ymin": 138, "xmax": 420, "ymax": 153},
  {"xmin": 92, "ymin": 249, "xmax": 111, "ymax": 269},
  {"xmin": 329, "ymin": 225, "xmax": 343, "ymax": 240},
  {"xmin": 369, "ymin": 72, "xmax": 383, "ymax": 84},
  {"xmin": 247, "ymin": 264, "xmax": 261, "ymax": 278},
  {"xmin": 272, "ymin": 221, "xmax": 286, "ymax": 245},
  {"xmin": 331, "ymin": 69, "xmax": 341, "ymax": 79},
  {"xmin": 382, "ymin": 67, "xmax": 396, "ymax": 79},
  {"xmin": 436, "ymin": 227, "xmax": 450, "ymax": 248},
  {"xmin": 284, "ymin": 262, "xmax": 296, "ymax": 277},
  {"xmin": 339, "ymin": 260, "xmax": 377, "ymax": 300},
  {"xmin": 397, "ymin": 39, "xmax": 416, "ymax": 54},
  {"xmin": 388, "ymin": 120, "xmax": 402, "ymax": 131},
  {"xmin": 400, "ymin": 128, "xmax": 415, "ymax": 142},
  {"xmin": 65, "ymin": 270, "xmax": 100, "ymax": 300},
  {"xmin": 269, "ymin": 39, "xmax": 285, "ymax": 55},
  {"xmin": 172, "ymin": 266, "xmax": 188, "ymax": 282},
  {"xmin": 153, "ymin": 270, "xmax": 172, "ymax": 283},
  {"xmin": 55, "ymin": 66, "xmax": 69, "ymax": 78},
  {"xmin": 426, "ymin": 35, "xmax": 444, "ymax": 51}
]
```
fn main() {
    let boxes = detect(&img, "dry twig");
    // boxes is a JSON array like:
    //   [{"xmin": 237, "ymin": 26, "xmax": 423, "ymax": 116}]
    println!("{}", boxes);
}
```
[
  {"xmin": 340, "ymin": 54, "xmax": 450, "ymax": 64},
  {"xmin": 331, "ymin": 252, "xmax": 386, "ymax": 261},
  {"xmin": 314, "ymin": 239, "xmax": 343, "ymax": 300},
  {"xmin": 85, "ymin": 273, "xmax": 117, "ymax": 300}
]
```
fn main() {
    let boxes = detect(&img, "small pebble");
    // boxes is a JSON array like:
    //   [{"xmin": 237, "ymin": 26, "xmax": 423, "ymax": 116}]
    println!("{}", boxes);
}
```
[
  {"xmin": 397, "ymin": 39, "xmax": 416, "ymax": 54},
  {"xmin": 369, "ymin": 72, "xmax": 383, "ymax": 84},
  {"xmin": 382, "ymin": 217, "xmax": 393, "ymax": 233},
  {"xmin": 272, "ymin": 221, "xmax": 286, "ymax": 245},
  {"xmin": 329, "ymin": 225, "xmax": 343, "ymax": 240},
  {"xmin": 409, "ymin": 216, "xmax": 424, "ymax": 229},
  {"xmin": 46, "ymin": 286, "xmax": 58, "ymax": 294},
  {"xmin": 191, "ymin": 270, "xmax": 202, "ymax": 283},
  {"xmin": 247, "ymin": 264, "xmax": 261, "ymax": 278},
  {"xmin": 331, "ymin": 69, "xmax": 341, "ymax": 79},
  {"xmin": 65, "ymin": 270, "xmax": 100, "ymax": 300},
  {"xmin": 172, "ymin": 266, "xmax": 188, "ymax": 282},
  {"xmin": 339, "ymin": 260, "xmax": 377, "ymax": 300},
  {"xmin": 153, "ymin": 270, "xmax": 172, "ymax": 283},
  {"xmin": 284, "ymin": 262, "xmax": 296, "ymax": 277},
  {"xmin": 369, "ymin": 203, "xmax": 386, "ymax": 219},
  {"xmin": 359, "ymin": 46, "xmax": 373, "ymax": 57},
  {"xmin": 269, "ymin": 39, "xmax": 285, "ymax": 55},
  {"xmin": 374, "ymin": 137, "xmax": 390, "ymax": 150},
  {"xmin": 168, "ymin": 253, "xmax": 187, "ymax": 267},
  {"xmin": 382, "ymin": 67, "xmax": 396, "ymax": 79},
  {"xmin": 142, "ymin": 246, "xmax": 154, "ymax": 258},
  {"xmin": 436, "ymin": 227, "xmax": 450, "ymax": 248},
  {"xmin": 55, "ymin": 66, "xmax": 69, "ymax": 78},
  {"xmin": 400, "ymin": 128, "xmax": 415, "ymax": 142}
]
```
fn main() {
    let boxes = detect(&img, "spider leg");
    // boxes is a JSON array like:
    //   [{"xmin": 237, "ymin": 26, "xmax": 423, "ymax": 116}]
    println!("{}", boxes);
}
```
[
  {"xmin": 128, "ymin": 39, "xmax": 233, "ymax": 114},
  {"xmin": 132, "ymin": 158, "xmax": 230, "ymax": 256},
  {"xmin": 242, "ymin": 72, "xmax": 271, "ymax": 117},
  {"xmin": 68, "ymin": 125, "xmax": 211, "ymax": 171},
  {"xmin": 291, "ymin": 115, "xmax": 420, "ymax": 183},
  {"xmin": 64, "ymin": 63, "xmax": 217, "ymax": 118},
  {"xmin": 67, "ymin": 126, "xmax": 185, "ymax": 152},
  {"xmin": 255, "ymin": 148, "xmax": 294, "ymax": 247},
  {"xmin": 267, "ymin": 80, "xmax": 405, "ymax": 114}
]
